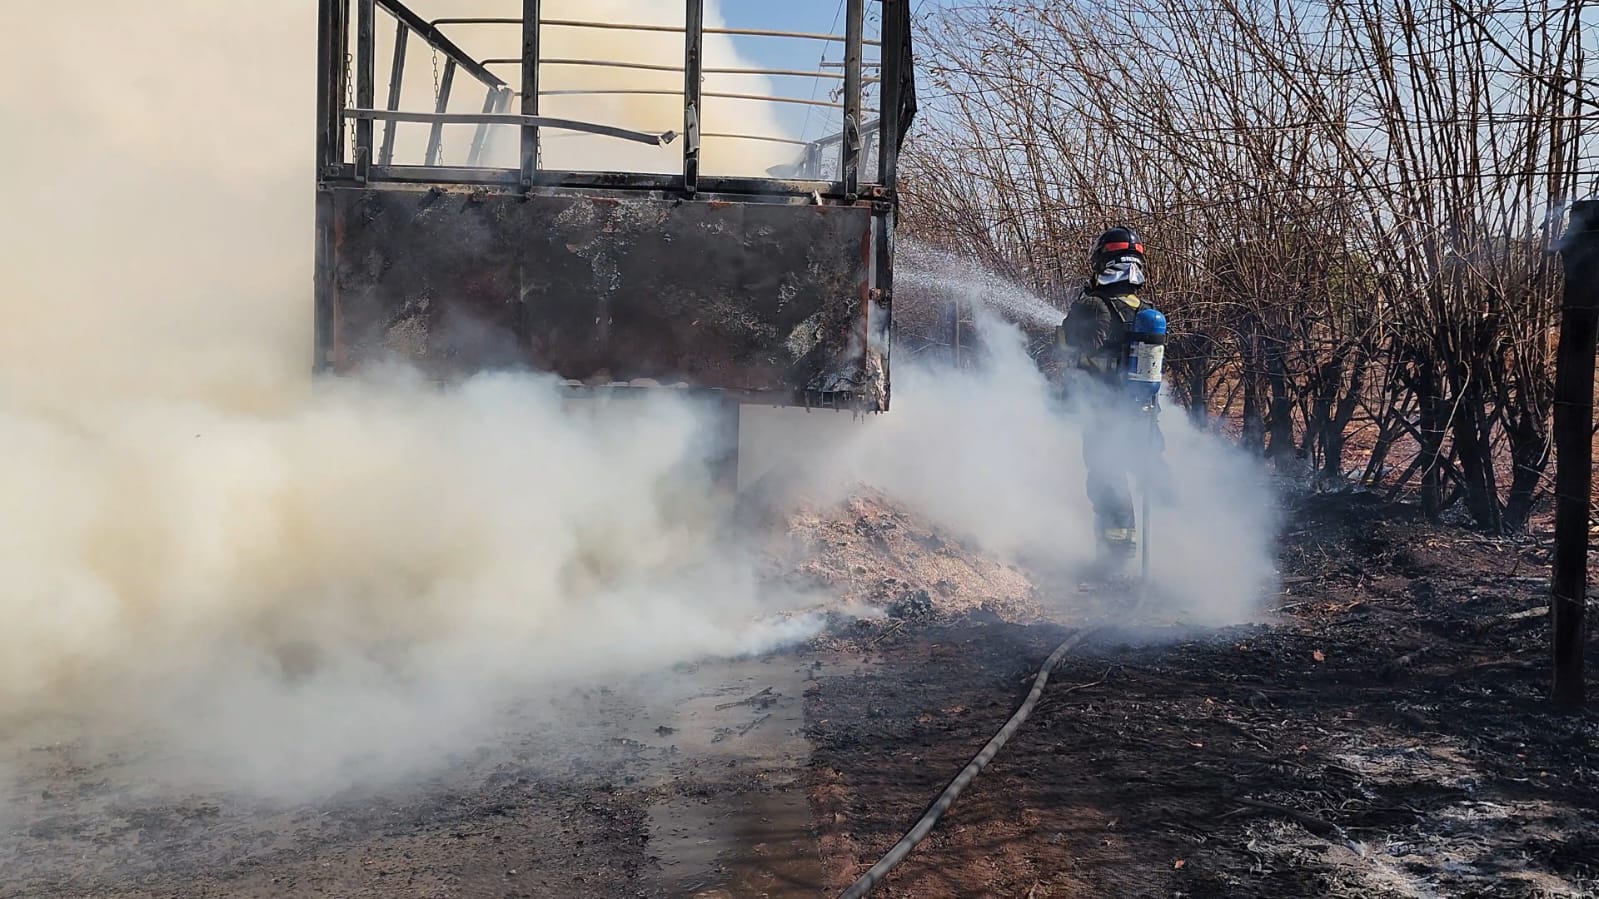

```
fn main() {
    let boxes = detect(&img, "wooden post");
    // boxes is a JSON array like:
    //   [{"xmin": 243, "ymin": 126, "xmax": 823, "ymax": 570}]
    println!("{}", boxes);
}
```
[{"xmin": 1552, "ymin": 199, "xmax": 1598, "ymax": 708}]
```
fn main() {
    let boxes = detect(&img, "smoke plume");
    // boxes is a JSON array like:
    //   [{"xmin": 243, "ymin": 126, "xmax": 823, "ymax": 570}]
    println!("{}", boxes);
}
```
[
  {"xmin": 374, "ymin": 0, "xmax": 804, "ymax": 175},
  {"xmin": 0, "ymin": 0, "xmax": 1279, "ymax": 819},
  {"xmin": 0, "ymin": 1, "xmax": 818, "ymax": 803},
  {"xmin": 743, "ymin": 250, "xmax": 1282, "ymax": 627}
]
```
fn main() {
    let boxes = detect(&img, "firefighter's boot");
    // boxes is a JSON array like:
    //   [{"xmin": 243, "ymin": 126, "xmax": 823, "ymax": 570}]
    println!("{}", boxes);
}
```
[{"xmin": 1085, "ymin": 527, "xmax": 1137, "ymax": 581}]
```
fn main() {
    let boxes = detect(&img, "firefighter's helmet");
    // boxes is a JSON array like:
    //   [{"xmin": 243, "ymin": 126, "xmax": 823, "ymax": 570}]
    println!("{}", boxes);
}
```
[{"xmin": 1089, "ymin": 226, "xmax": 1146, "ymax": 289}]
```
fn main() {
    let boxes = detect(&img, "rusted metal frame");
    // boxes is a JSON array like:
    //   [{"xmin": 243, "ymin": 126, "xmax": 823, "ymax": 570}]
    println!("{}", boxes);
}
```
[
  {"xmin": 465, "ymin": 88, "xmax": 507, "ymax": 166},
  {"xmin": 537, "ymin": 87, "xmax": 856, "ymax": 110},
  {"xmin": 877, "ymin": 0, "xmax": 906, "ymax": 190},
  {"xmin": 320, "ymin": 179, "xmax": 882, "ymax": 408},
  {"xmin": 374, "ymin": 0, "xmax": 505, "ymax": 89},
  {"xmin": 325, "ymin": 358, "xmax": 872, "ymax": 411},
  {"xmin": 873, "ymin": 196, "xmax": 894, "ymax": 406},
  {"xmin": 684, "ymin": 0, "xmax": 704, "ymax": 194},
  {"xmin": 520, "ymin": 0, "xmax": 539, "ymax": 188},
  {"xmin": 874, "ymin": 0, "xmax": 910, "ymax": 407},
  {"xmin": 701, "ymin": 131, "xmax": 809, "ymax": 146},
  {"xmin": 500, "ymin": 78, "xmax": 865, "ymax": 110},
  {"xmin": 807, "ymin": 116, "xmax": 880, "ymax": 151},
  {"xmin": 723, "ymin": 90, "xmax": 861, "ymax": 109},
  {"xmin": 710, "ymin": 25, "xmax": 879, "ymax": 45},
  {"xmin": 314, "ymin": 0, "xmax": 345, "ymax": 377},
  {"xmin": 423, "ymin": 61, "xmax": 456, "ymax": 165},
  {"xmin": 355, "ymin": 0, "xmax": 375, "ymax": 180},
  {"xmin": 314, "ymin": 189, "xmax": 337, "ymax": 374},
  {"xmin": 720, "ymin": 66, "xmax": 865, "ymax": 80},
  {"xmin": 351, "ymin": 163, "xmax": 852, "ymax": 198},
  {"xmin": 497, "ymin": 57, "xmax": 855, "ymax": 81},
  {"xmin": 554, "ymin": 383, "xmax": 866, "ymax": 409},
  {"xmin": 857, "ymin": 212, "xmax": 876, "ymax": 408},
  {"xmin": 436, "ymin": 17, "xmax": 881, "ymax": 45},
  {"xmin": 528, "ymin": 57, "xmax": 683, "ymax": 73},
  {"xmin": 315, "ymin": 0, "xmax": 346, "ymax": 175},
  {"xmin": 841, "ymin": 0, "xmax": 865, "ymax": 200},
  {"xmin": 348, "ymin": 108, "xmax": 674, "ymax": 145},
  {"xmin": 378, "ymin": 24, "xmax": 408, "ymax": 166},
  {"xmin": 432, "ymin": 16, "xmax": 523, "ymax": 26}
]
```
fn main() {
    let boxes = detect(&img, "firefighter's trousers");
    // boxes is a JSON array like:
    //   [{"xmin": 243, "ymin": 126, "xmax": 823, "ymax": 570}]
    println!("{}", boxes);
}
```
[{"xmin": 1081, "ymin": 408, "xmax": 1164, "ymax": 554}]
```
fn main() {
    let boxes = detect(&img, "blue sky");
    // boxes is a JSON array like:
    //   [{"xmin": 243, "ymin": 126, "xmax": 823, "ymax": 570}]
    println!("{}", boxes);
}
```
[
  {"xmin": 715, "ymin": 2, "xmax": 880, "ymax": 142},
  {"xmin": 388, "ymin": 0, "xmax": 941, "ymax": 155},
  {"xmin": 713, "ymin": 0, "xmax": 949, "ymax": 141}
]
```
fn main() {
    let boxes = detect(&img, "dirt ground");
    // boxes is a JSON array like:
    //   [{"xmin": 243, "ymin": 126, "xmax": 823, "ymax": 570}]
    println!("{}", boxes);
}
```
[
  {"xmin": 811, "ymin": 491, "xmax": 1598, "ymax": 897},
  {"xmin": 2, "ymin": 490, "xmax": 1595, "ymax": 898}
]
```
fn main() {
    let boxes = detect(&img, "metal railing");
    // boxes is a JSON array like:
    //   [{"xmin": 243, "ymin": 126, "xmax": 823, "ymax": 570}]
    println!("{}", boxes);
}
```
[
  {"xmin": 466, "ymin": 17, "xmax": 882, "ymax": 155},
  {"xmin": 318, "ymin": 0, "xmax": 906, "ymax": 197},
  {"xmin": 483, "ymin": 56, "xmax": 880, "ymax": 84},
  {"xmin": 437, "ymin": 17, "xmax": 882, "ymax": 46}
]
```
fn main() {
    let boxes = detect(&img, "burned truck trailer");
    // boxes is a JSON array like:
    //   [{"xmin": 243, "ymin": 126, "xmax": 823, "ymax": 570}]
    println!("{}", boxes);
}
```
[{"xmin": 313, "ymin": 0, "xmax": 915, "ymax": 411}]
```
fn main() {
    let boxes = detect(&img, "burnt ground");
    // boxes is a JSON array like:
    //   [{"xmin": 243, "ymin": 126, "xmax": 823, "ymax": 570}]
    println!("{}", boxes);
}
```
[
  {"xmin": 811, "ymin": 491, "xmax": 1599, "ymax": 898},
  {"xmin": 2, "ymin": 491, "xmax": 1596, "ymax": 898}
]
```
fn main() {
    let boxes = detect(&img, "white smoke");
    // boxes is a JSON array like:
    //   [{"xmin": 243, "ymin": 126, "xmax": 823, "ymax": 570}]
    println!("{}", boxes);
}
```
[
  {"xmin": 7, "ymin": 371, "xmax": 822, "ymax": 791},
  {"xmin": 376, "ymin": 0, "xmax": 807, "ymax": 176},
  {"xmin": 743, "ymin": 259, "xmax": 1281, "ymax": 627},
  {"xmin": 0, "ymin": 0, "xmax": 1276, "ymax": 821},
  {"xmin": 0, "ymin": 1, "xmax": 826, "ymax": 805}
]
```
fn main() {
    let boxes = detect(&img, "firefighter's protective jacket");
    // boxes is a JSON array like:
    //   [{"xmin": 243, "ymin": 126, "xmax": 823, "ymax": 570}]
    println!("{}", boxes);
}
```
[
  {"xmin": 1055, "ymin": 289, "xmax": 1143, "ymax": 391},
  {"xmin": 1053, "ymin": 287, "xmax": 1173, "ymax": 507}
]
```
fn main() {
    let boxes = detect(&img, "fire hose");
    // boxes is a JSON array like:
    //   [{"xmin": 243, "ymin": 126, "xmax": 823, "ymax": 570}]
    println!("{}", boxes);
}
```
[
  {"xmin": 834, "ymin": 624, "xmax": 1102, "ymax": 899},
  {"xmin": 838, "ymin": 406, "xmax": 1161, "ymax": 899},
  {"xmin": 841, "ymin": 310, "xmax": 1168, "ymax": 897}
]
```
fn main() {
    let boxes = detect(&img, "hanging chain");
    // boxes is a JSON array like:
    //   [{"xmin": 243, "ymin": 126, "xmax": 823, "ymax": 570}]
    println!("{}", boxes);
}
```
[
  {"xmin": 431, "ymin": 47, "xmax": 445, "ymax": 161},
  {"xmin": 343, "ymin": 49, "xmax": 356, "ymax": 158}
]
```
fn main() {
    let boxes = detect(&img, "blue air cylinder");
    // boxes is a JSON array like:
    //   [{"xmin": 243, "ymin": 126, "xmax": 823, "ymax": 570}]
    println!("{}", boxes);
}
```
[{"xmin": 1125, "ymin": 308, "xmax": 1167, "ymax": 403}]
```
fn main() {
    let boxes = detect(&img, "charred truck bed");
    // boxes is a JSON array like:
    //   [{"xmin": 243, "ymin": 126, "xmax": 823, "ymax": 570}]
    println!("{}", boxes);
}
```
[
  {"xmin": 325, "ymin": 188, "xmax": 878, "ymax": 402},
  {"xmin": 313, "ymin": 0, "xmax": 916, "ymax": 411}
]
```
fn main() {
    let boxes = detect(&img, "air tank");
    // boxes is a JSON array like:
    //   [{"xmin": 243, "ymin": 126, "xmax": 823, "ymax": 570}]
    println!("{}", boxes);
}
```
[{"xmin": 1125, "ymin": 307, "xmax": 1167, "ymax": 404}]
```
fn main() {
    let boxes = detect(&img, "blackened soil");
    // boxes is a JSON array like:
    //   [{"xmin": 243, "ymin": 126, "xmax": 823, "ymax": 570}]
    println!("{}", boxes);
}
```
[
  {"xmin": 810, "ymin": 491, "xmax": 1599, "ymax": 898},
  {"xmin": 5, "ymin": 492, "xmax": 1595, "ymax": 898}
]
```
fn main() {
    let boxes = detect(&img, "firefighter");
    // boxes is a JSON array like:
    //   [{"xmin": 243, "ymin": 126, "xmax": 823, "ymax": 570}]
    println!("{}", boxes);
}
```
[{"xmin": 1053, "ymin": 226, "xmax": 1168, "ymax": 569}]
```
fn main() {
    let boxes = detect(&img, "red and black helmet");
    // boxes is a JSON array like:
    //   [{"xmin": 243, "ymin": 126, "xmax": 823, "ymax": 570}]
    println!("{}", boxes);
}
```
[{"xmin": 1090, "ymin": 226, "xmax": 1145, "ymax": 272}]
